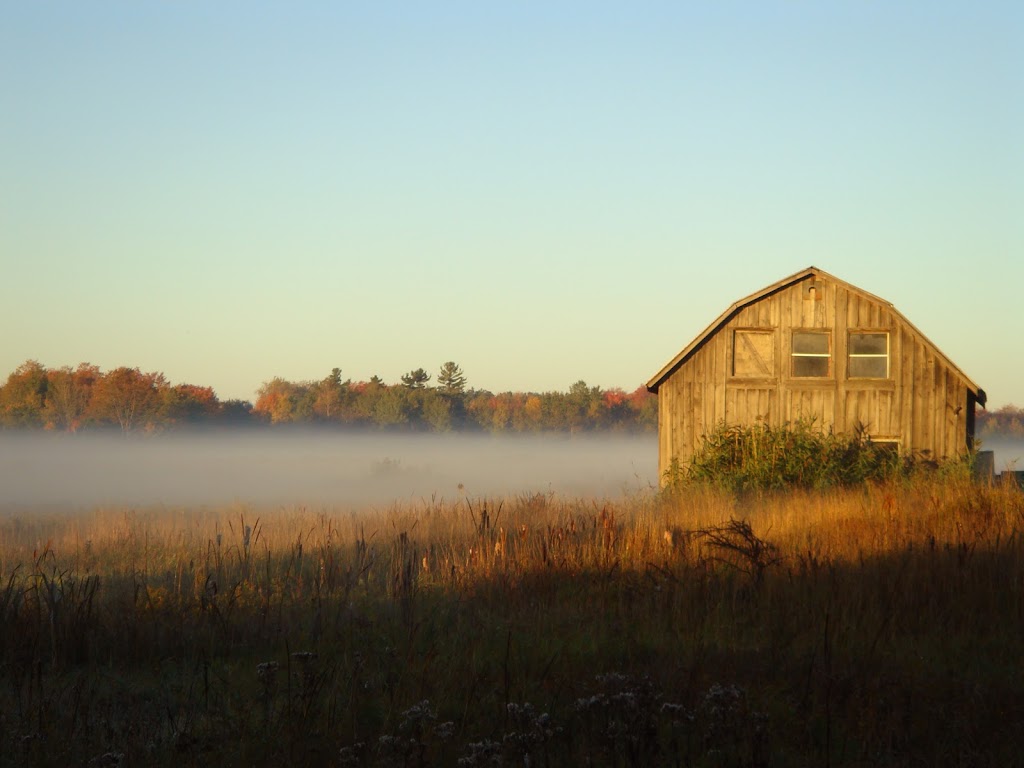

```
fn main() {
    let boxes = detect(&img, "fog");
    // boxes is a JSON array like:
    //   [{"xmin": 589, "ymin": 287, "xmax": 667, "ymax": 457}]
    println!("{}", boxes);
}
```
[
  {"xmin": 979, "ymin": 435, "xmax": 1024, "ymax": 474},
  {"xmin": 0, "ymin": 432, "xmax": 658, "ymax": 510},
  {"xmin": 4, "ymin": 431, "xmax": 1020, "ymax": 512}
]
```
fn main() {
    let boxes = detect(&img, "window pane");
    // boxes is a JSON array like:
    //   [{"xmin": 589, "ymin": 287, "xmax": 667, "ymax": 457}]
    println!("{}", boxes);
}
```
[
  {"xmin": 869, "ymin": 439, "xmax": 899, "ymax": 456},
  {"xmin": 733, "ymin": 331, "xmax": 774, "ymax": 376},
  {"xmin": 849, "ymin": 356, "xmax": 888, "ymax": 378},
  {"xmin": 850, "ymin": 333, "xmax": 887, "ymax": 355},
  {"xmin": 793, "ymin": 332, "xmax": 830, "ymax": 354},
  {"xmin": 793, "ymin": 356, "xmax": 830, "ymax": 377}
]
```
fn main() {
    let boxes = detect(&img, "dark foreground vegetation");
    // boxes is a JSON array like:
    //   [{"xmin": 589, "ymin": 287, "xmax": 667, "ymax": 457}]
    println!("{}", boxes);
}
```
[{"xmin": 2, "ymin": 467, "xmax": 1023, "ymax": 766}]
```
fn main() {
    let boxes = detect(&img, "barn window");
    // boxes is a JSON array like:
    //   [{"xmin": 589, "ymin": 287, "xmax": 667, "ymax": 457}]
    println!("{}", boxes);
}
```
[
  {"xmin": 849, "ymin": 332, "xmax": 889, "ymax": 378},
  {"xmin": 869, "ymin": 437, "xmax": 900, "ymax": 453},
  {"xmin": 733, "ymin": 330, "xmax": 775, "ymax": 377},
  {"xmin": 791, "ymin": 331, "xmax": 831, "ymax": 377}
]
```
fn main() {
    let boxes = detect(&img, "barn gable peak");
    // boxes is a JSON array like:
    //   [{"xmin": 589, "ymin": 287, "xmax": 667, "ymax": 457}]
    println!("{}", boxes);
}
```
[{"xmin": 646, "ymin": 266, "xmax": 983, "ymax": 406}]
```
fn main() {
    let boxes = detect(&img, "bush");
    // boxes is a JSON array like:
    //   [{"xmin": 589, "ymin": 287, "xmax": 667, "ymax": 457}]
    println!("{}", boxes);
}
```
[{"xmin": 666, "ymin": 420, "xmax": 910, "ymax": 492}]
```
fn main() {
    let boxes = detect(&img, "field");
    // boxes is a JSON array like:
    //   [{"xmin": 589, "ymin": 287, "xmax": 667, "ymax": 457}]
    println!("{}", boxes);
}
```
[{"xmin": 2, "ymin": 476, "xmax": 1023, "ymax": 766}]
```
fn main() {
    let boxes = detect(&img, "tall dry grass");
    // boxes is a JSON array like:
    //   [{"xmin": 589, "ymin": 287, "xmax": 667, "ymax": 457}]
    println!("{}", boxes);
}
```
[{"xmin": 1, "ymin": 476, "xmax": 1023, "ymax": 766}]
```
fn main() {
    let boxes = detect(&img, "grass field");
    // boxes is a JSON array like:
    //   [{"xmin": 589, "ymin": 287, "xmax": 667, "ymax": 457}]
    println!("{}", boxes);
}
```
[{"xmin": 1, "ymin": 475, "xmax": 1023, "ymax": 766}]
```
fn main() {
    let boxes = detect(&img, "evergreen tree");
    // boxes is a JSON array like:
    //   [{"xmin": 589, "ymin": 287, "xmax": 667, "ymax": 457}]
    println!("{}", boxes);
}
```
[
  {"xmin": 437, "ymin": 361, "xmax": 467, "ymax": 395},
  {"xmin": 400, "ymin": 368, "xmax": 431, "ymax": 388}
]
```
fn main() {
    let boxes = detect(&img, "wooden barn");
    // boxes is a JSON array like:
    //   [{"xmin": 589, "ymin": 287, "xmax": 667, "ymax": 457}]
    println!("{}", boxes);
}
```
[{"xmin": 647, "ymin": 267, "xmax": 986, "ymax": 480}]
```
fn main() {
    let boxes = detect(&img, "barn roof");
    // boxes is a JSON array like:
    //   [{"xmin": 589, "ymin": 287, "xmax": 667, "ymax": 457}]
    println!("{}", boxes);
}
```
[{"xmin": 646, "ymin": 266, "xmax": 985, "ymax": 404}]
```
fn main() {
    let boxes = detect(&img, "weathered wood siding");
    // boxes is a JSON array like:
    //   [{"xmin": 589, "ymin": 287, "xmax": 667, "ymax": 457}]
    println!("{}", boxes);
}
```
[{"xmin": 656, "ymin": 274, "xmax": 974, "ymax": 479}]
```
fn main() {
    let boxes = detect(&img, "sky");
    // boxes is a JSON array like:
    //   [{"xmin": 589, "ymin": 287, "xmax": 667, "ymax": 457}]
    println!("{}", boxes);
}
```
[{"xmin": 2, "ymin": 3, "xmax": 1021, "ymax": 407}]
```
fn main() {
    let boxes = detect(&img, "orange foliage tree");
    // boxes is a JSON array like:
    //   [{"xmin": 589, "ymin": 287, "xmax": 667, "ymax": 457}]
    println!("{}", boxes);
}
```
[
  {"xmin": 43, "ymin": 363, "xmax": 100, "ymax": 431},
  {"xmin": 253, "ymin": 377, "xmax": 303, "ymax": 424},
  {"xmin": 0, "ymin": 360, "xmax": 49, "ymax": 428},
  {"xmin": 163, "ymin": 384, "xmax": 220, "ymax": 424},
  {"xmin": 0, "ymin": 360, "xmax": 661, "ymax": 434},
  {"xmin": 88, "ymin": 367, "xmax": 168, "ymax": 433}
]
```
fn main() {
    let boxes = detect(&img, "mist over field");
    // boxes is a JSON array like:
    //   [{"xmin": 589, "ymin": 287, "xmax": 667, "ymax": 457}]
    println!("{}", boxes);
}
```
[
  {"xmin": 980, "ymin": 435, "xmax": 1024, "ymax": 473},
  {"xmin": 0, "ymin": 432, "xmax": 658, "ymax": 510}
]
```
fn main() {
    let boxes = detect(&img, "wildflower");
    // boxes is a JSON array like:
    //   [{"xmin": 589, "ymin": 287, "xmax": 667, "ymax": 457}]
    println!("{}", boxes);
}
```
[
  {"xmin": 434, "ymin": 721, "xmax": 456, "ymax": 741},
  {"xmin": 399, "ymin": 699, "xmax": 436, "ymax": 730},
  {"xmin": 338, "ymin": 742, "xmax": 365, "ymax": 766},
  {"xmin": 660, "ymin": 702, "xmax": 691, "ymax": 718},
  {"xmin": 256, "ymin": 661, "xmax": 280, "ymax": 688},
  {"xmin": 457, "ymin": 739, "xmax": 502, "ymax": 766},
  {"xmin": 87, "ymin": 753, "xmax": 125, "ymax": 767}
]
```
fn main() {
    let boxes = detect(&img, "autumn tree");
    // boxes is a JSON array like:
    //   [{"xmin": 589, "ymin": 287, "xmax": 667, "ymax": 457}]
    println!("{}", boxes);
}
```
[
  {"xmin": 421, "ymin": 389, "xmax": 452, "ymax": 431},
  {"xmin": 505, "ymin": 393, "xmax": 534, "ymax": 431},
  {"xmin": 253, "ymin": 377, "xmax": 303, "ymax": 424},
  {"xmin": 0, "ymin": 360, "xmax": 49, "ymax": 428},
  {"xmin": 311, "ymin": 368, "xmax": 351, "ymax": 421},
  {"xmin": 88, "ymin": 367, "xmax": 168, "ymax": 433},
  {"xmin": 565, "ymin": 380, "xmax": 596, "ymax": 433},
  {"xmin": 465, "ymin": 391, "xmax": 494, "ymax": 431},
  {"xmin": 43, "ymin": 363, "xmax": 100, "ymax": 431},
  {"xmin": 627, "ymin": 386, "xmax": 658, "ymax": 432},
  {"xmin": 373, "ymin": 386, "xmax": 412, "ymax": 427},
  {"xmin": 0, "ymin": 360, "xmax": 661, "ymax": 433},
  {"xmin": 162, "ymin": 384, "xmax": 220, "ymax": 424},
  {"xmin": 351, "ymin": 378, "xmax": 385, "ymax": 426},
  {"xmin": 523, "ymin": 395, "xmax": 544, "ymax": 431},
  {"xmin": 978, "ymin": 404, "xmax": 1024, "ymax": 437},
  {"xmin": 218, "ymin": 399, "xmax": 255, "ymax": 424}
]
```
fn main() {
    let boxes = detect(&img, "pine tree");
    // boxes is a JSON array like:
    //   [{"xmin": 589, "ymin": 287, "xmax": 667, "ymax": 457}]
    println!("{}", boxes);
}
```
[
  {"xmin": 400, "ymin": 368, "xmax": 431, "ymax": 389},
  {"xmin": 437, "ymin": 361, "xmax": 467, "ymax": 396}
]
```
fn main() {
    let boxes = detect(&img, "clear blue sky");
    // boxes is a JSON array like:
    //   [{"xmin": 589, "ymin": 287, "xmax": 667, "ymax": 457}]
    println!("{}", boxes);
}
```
[{"xmin": 2, "ymin": 3, "xmax": 1021, "ymax": 406}]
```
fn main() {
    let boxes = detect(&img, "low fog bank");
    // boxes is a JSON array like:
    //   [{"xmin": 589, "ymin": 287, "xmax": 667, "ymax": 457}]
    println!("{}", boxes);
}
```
[
  {"xmin": 0, "ymin": 432, "xmax": 658, "ymax": 509},
  {"xmin": 979, "ymin": 435, "xmax": 1024, "ymax": 474}
]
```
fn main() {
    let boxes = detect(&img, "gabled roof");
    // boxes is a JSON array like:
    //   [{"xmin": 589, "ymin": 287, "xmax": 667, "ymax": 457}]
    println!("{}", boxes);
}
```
[{"xmin": 646, "ymin": 266, "xmax": 985, "ymax": 404}]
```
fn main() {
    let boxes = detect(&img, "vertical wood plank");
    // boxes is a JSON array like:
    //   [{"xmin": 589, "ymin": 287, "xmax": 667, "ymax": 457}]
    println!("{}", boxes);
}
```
[
  {"xmin": 655, "ymin": 273, "xmax": 974, "ymax": 473},
  {"xmin": 835, "ymin": 285, "xmax": 848, "ymax": 432},
  {"xmin": 899, "ymin": 328, "xmax": 914, "ymax": 452}
]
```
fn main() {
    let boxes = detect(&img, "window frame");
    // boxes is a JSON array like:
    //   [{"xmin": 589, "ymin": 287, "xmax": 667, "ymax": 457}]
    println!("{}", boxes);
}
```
[
  {"xmin": 848, "ymin": 331, "xmax": 890, "ymax": 380},
  {"xmin": 790, "ymin": 330, "xmax": 833, "ymax": 378},
  {"xmin": 732, "ymin": 329, "xmax": 776, "ymax": 378},
  {"xmin": 868, "ymin": 437, "xmax": 900, "ymax": 457}
]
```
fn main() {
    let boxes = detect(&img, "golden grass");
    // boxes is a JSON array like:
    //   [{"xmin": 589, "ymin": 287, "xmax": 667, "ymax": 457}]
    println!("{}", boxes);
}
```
[{"xmin": 1, "ymin": 478, "xmax": 1023, "ymax": 766}]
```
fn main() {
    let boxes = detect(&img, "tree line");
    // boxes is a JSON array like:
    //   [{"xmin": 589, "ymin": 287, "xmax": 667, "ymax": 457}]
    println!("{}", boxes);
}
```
[
  {"xmin": 978, "ymin": 404, "xmax": 1024, "ymax": 438},
  {"xmin": 4, "ymin": 358, "xmax": 1016, "ymax": 438},
  {"xmin": 0, "ymin": 360, "xmax": 658, "ymax": 434}
]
